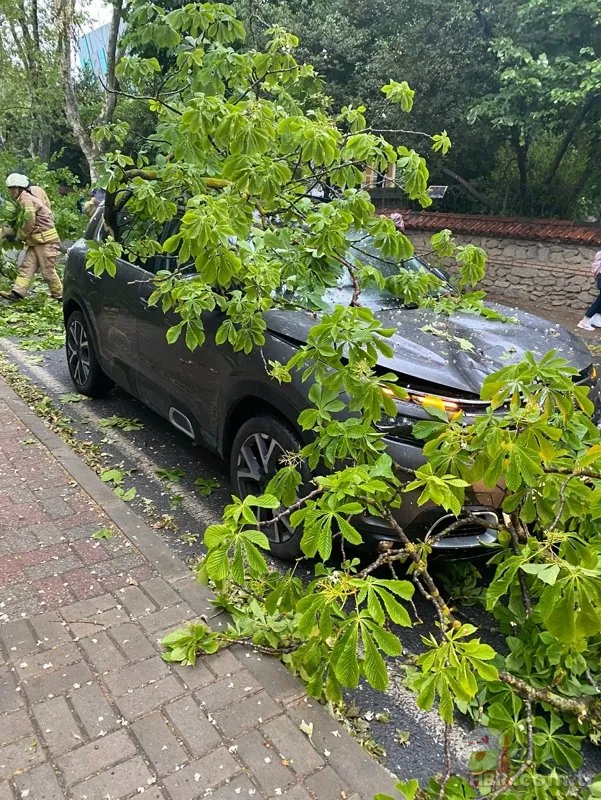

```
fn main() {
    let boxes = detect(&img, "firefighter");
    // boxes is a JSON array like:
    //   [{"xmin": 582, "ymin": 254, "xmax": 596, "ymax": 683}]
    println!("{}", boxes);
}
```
[{"xmin": 0, "ymin": 173, "xmax": 62, "ymax": 302}]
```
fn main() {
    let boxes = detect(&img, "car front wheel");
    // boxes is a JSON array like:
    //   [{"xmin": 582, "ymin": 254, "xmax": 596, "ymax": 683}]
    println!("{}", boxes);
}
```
[
  {"xmin": 66, "ymin": 310, "xmax": 114, "ymax": 397},
  {"xmin": 229, "ymin": 415, "xmax": 308, "ymax": 560}
]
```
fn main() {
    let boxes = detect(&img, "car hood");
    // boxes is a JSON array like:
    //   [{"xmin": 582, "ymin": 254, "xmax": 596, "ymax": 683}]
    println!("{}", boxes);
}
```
[{"xmin": 265, "ymin": 301, "xmax": 592, "ymax": 396}]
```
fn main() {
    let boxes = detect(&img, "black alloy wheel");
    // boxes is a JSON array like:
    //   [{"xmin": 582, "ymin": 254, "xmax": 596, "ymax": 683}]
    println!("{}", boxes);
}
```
[
  {"xmin": 66, "ymin": 310, "xmax": 114, "ymax": 397},
  {"xmin": 230, "ymin": 415, "xmax": 308, "ymax": 560}
]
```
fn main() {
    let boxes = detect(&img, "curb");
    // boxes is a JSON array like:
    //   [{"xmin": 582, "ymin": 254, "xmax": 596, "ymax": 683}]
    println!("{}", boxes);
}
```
[{"xmin": 0, "ymin": 373, "xmax": 398, "ymax": 799}]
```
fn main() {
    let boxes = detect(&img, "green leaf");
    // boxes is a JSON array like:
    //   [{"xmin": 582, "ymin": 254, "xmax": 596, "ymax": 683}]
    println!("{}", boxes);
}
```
[
  {"xmin": 205, "ymin": 547, "xmax": 230, "ymax": 581},
  {"xmin": 381, "ymin": 80, "xmax": 415, "ymax": 112},
  {"xmin": 332, "ymin": 625, "xmax": 360, "ymax": 687},
  {"xmin": 361, "ymin": 627, "xmax": 388, "ymax": 691},
  {"xmin": 91, "ymin": 528, "xmax": 114, "ymax": 540}
]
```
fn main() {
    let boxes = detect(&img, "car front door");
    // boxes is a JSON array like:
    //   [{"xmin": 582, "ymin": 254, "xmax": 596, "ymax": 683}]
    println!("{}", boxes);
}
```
[
  {"xmin": 135, "ymin": 246, "xmax": 228, "ymax": 451},
  {"xmin": 82, "ymin": 214, "xmax": 151, "ymax": 394}
]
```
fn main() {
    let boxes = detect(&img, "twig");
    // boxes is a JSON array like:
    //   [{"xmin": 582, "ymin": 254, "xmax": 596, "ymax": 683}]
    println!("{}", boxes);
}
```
[
  {"xmin": 381, "ymin": 508, "xmax": 457, "ymax": 626},
  {"xmin": 219, "ymin": 636, "xmax": 298, "ymax": 656},
  {"xmin": 347, "ymin": 263, "xmax": 361, "ymax": 306},
  {"xmin": 439, "ymin": 723, "xmax": 453, "ymax": 800},
  {"xmin": 487, "ymin": 699, "xmax": 533, "ymax": 800},
  {"xmin": 257, "ymin": 486, "xmax": 324, "ymax": 527},
  {"xmin": 351, "ymin": 127, "xmax": 434, "ymax": 139},
  {"xmin": 549, "ymin": 474, "xmax": 576, "ymax": 533},
  {"xmin": 358, "ymin": 546, "xmax": 410, "ymax": 578}
]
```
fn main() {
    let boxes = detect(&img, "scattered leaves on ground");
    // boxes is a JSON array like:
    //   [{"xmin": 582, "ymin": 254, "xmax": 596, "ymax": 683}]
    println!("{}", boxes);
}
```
[
  {"xmin": 156, "ymin": 467, "xmax": 186, "ymax": 483},
  {"xmin": 91, "ymin": 528, "xmax": 115, "ymax": 540},
  {"xmin": 194, "ymin": 477, "xmax": 221, "ymax": 496},
  {"xmin": 99, "ymin": 415, "xmax": 144, "ymax": 432}
]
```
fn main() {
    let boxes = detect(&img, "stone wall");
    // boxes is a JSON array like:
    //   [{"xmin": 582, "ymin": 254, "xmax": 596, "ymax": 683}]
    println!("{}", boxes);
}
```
[{"xmin": 407, "ymin": 230, "xmax": 600, "ymax": 312}]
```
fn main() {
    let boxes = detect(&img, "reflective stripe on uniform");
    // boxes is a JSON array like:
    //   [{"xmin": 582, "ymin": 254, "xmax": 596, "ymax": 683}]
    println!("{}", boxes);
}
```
[{"xmin": 28, "ymin": 227, "xmax": 59, "ymax": 245}]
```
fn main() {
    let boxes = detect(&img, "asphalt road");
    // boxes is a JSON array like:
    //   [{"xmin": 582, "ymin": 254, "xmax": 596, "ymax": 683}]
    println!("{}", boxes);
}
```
[{"xmin": 2, "ymin": 336, "xmax": 600, "ymax": 787}]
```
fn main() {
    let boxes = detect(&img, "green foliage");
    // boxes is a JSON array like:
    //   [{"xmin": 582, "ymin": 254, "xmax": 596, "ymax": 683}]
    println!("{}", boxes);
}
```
[
  {"xmin": 194, "ymin": 477, "xmax": 221, "ymax": 496},
  {"xmin": 100, "ymin": 467, "xmax": 137, "ymax": 502},
  {"xmin": 99, "ymin": 416, "xmax": 144, "ymax": 432},
  {"xmin": 0, "ymin": 292, "xmax": 63, "ymax": 351},
  {"xmin": 87, "ymin": 3, "xmax": 601, "ymax": 797},
  {"xmin": 161, "ymin": 622, "xmax": 220, "ymax": 666},
  {"xmin": 156, "ymin": 467, "xmax": 186, "ymax": 483}
]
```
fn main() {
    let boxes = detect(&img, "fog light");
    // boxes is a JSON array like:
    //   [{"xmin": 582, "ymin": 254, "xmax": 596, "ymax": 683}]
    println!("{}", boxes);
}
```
[{"xmin": 378, "ymin": 540, "xmax": 395, "ymax": 552}]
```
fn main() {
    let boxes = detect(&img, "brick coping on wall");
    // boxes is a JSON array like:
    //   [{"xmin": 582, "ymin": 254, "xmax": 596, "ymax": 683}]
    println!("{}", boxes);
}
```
[{"xmin": 383, "ymin": 210, "xmax": 601, "ymax": 247}]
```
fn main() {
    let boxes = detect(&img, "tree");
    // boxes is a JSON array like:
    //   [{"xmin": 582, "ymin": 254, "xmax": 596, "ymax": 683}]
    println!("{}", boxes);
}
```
[
  {"xmin": 57, "ymin": 0, "xmax": 124, "ymax": 181},
  {"xmin": 89, "ymin": 3, "xmax": 601, "ymax": 797},
  {"xmin": 469, "ymin": 0, "xmax": 601, "ymax": 215},
  {"xmin": 237, "ymin": 0, "xmax": 601, "ymax": 218},
  {"xmin": 0, "ymin": 0, "xmax": 64, "ymax": 158},
  {"xmin": 236, "ymin": 0, "xmax": 501, "ymax": 211}
]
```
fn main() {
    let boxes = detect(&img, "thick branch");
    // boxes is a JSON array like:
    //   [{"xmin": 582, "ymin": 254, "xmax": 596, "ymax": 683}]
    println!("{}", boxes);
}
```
[
  {"xmin": 439, "ymin": 166, "xmax": 496, "ymax": 210},
  {"xmin": 499, "ymin": 671, "xmax": 600, "ymax": 722}
]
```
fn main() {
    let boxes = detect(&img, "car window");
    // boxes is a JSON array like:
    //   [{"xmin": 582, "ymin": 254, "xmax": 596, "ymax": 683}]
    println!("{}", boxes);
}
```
[
  {"xmin": 345, "ymin": 233, "xmax": 436, "ymax": 283},
  {"xmin": 97, "ymin": 207, "xmax": 168, "ymax": 275}
]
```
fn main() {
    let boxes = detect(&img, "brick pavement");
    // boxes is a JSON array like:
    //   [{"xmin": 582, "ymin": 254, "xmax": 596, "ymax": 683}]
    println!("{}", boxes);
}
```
[{"xmin": 0, "ymin": 379, "xmax": 395, "ymax": 800}]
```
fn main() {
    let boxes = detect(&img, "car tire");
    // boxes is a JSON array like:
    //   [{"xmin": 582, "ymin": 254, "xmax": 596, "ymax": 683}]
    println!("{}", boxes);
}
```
[
  {"xmin": 229, "ymin": 415, "xmax": 310, "ymax": 561},
  {"xmin": 65, "ymin": 310, "xmax": 114, "ymax": 398}
]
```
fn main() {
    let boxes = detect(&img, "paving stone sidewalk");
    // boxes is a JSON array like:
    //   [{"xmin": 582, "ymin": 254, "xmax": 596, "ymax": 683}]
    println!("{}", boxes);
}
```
[{"xmin": 0, "ymin": 376, "xmax": 396, "ymax": 800}]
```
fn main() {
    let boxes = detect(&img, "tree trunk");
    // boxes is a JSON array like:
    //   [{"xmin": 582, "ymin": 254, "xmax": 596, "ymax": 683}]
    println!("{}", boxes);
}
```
[
  {"xmin": 58, "ymin": 0, "xmax": 123, "ymax": 181},
  {"xmin": 58, "ymin": 0, "xmax": 99, "ymax": 181},
  {"xmin": 512, "ymin": 130, "xmax": 529, "ymax": 215},
  {"xmin": 544, "ymin": 94, "xmax": 598, "ymax": 186},
  {"xmin": 97, "ymin": 0, "xmax": 123, "ymax": 129}
]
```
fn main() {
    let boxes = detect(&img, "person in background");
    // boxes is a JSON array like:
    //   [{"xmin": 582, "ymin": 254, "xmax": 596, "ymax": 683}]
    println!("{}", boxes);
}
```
[
  {"xmin": 390, "ymin": 212, "xmax": 405, "ymax": 231},
  {"xmin": 83, "ymin": 188, "xmax": 106, "ymax": 218},
  {"xmin": 0, "ymin": 173, "xmax": 62, "ymax": 302},
  {"xmin": 577, "ymin": 250, "xmax": 601, "ymax": 331}
]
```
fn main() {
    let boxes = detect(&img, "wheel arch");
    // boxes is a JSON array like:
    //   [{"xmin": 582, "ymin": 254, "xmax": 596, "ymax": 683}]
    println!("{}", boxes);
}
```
[{"xmin": 221, "ymin": 391, "xmax": 305, "ymax": 460}]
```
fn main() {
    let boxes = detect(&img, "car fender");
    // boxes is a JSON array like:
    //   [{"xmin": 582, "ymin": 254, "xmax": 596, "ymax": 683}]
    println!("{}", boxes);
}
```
[{"xmin": 219, "ymin": 377, "xmax": 309, "ymax": 459}]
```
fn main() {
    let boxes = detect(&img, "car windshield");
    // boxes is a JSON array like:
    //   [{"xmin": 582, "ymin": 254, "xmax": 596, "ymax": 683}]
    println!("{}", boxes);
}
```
[
  {"xmin": 343, "ymin": 231, "xmax": 445, "ymax": 285},
  {"xmin": 305, "ymin": 231, "xmax": 448, "ymax": 310}
]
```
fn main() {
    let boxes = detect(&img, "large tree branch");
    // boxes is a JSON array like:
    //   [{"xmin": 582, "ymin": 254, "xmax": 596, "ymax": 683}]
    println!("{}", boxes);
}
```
[
  {"xmin": 439, "ymin": 166, "xmax": 496, "ymax": 210},
  {"xmin": 499, "ymin": 671, "xmax": 600, "ymax": 723}
]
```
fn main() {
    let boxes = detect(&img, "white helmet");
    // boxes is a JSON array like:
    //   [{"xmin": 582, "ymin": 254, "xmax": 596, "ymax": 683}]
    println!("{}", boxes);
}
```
[{"xmin": 6, "ymin": 173, "xmax": 29, "ymax": 189}]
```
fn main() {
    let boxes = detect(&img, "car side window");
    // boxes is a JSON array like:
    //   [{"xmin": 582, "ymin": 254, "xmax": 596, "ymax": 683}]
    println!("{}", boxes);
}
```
[{"xmin": 97, "ymin": 208, "xmax": 168, "ymax": 275}]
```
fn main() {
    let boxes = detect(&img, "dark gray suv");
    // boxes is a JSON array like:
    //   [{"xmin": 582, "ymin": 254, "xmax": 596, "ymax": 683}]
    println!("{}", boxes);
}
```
[{"xmin": 63, "ymin": 210, "xmax": 599, "ymax": 559}]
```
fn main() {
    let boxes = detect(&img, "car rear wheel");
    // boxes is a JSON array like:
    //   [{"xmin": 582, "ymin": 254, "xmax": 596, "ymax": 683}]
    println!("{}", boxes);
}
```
[
  {"xmin": 66, "ymin": 310, "xmax": 114, "ymax": 398},
  {"xmin": 229, "ymin": 415, "xmax": 309, "ymax": 561}
]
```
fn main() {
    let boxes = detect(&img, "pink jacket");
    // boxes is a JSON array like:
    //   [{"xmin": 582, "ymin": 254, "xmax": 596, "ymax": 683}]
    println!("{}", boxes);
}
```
[{"xmin": 592, "ymin": 250, "xmax": 601, "ymax": 276}]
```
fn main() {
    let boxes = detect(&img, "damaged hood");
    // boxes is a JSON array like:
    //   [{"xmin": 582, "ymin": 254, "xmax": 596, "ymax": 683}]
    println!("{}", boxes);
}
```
[{"xmin": 265, "ymin": 299, "xmax": 592, "ymax": 397}]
